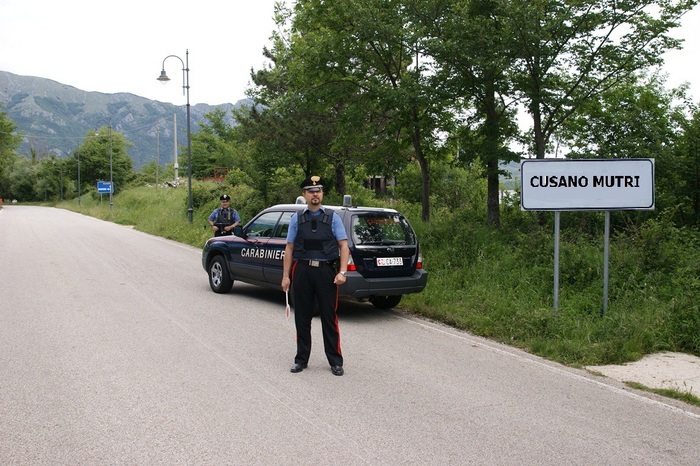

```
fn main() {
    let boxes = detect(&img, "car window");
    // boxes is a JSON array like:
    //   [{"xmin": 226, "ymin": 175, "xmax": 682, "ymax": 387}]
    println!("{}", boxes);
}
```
[
  {"xmin": 352, "ymin": 214, "xmax": 416, "ymax": 245},
  {"xmin": 245, "ymin": 212, "xmax": 281, "ymax": 238},
  {"xmin": 273, "ymin": 211, "xmax": 295, "ymax": 238}
]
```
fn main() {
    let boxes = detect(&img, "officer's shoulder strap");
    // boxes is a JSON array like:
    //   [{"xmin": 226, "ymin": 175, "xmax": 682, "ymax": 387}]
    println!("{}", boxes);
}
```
[{"xmin": 320, "ymin": 210, "xmax": 333, "ymax": 225}]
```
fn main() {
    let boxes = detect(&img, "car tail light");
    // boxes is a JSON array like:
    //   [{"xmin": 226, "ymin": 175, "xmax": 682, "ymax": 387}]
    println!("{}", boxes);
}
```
[
  {"xmin": 346, "ymin": 255, "xmax": 357, "ymax": 272},
  {"xmin": 416, "ymin": 249, "xmax": 423, "ymax": 269}
]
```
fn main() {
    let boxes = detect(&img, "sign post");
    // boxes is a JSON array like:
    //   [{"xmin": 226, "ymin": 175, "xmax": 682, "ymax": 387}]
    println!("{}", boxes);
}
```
[{"xmin": 520, "ymin": 159, "xmax": 655, "ymax": 314}]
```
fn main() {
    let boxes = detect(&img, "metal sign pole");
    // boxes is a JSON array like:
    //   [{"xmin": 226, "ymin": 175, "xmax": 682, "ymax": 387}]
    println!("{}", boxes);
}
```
[
  {"xmin": 554, "ymin": 211, "xmax": 560, "ymax": 309},
  {"xmin": 603, "ymin": 211, "xmax": 610, "ymax": 315}
]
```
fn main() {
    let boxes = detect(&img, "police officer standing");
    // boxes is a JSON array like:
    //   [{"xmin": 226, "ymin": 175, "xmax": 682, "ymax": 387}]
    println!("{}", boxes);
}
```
[
  {"xmin": 281, "ymin": 176, "xmax": 349, "ymax": 376},
  {"xmin": 208, "ymin": 194, "xmax": 241, "ymax": 236}
]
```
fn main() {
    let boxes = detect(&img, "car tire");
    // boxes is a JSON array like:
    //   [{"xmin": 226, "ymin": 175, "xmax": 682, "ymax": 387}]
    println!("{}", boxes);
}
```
[
  {"xmin": 209, "ymin": 256, "xmax": 233, "ymax": 294},
  {"xmin": 369, "ymin": 295, "xmax": 401, "ymax": 309}
]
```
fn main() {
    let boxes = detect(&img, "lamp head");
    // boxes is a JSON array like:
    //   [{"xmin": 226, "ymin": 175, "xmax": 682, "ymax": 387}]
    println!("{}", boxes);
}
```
[{"xmin": 157, "ymin": 70, "xmax": 170, "ymax": 83}]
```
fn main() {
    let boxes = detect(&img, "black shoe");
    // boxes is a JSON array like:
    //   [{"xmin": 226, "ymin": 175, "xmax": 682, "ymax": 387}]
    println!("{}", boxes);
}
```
[
  {"xmin": 331, "ymin": 365, "xmax": 344, "ymax": 376},
  {"xmin": 290, "ymin": 363, "xmax": 307, "ymax": 373}
]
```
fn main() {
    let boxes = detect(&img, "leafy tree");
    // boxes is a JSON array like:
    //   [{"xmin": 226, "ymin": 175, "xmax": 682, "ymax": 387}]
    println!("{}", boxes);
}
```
[
  {"xmin": 506, "ymin": 0, "xmax": 697, "ymax": 159},
  {"xmin": 72, "ymin": 126, "xmax": 133, "ymax": 194},
  {"xmin": 0, "ymin": 106, "xmax": 22, "ymax": 198},
  {"xmin": 675, "ymin": 107, "xmax": 700, "ymax": 225},
  {"xmin": 560, "ymin": 74, "xmax": 698, "ymax": 224},
  {"xmin": 248, "ymin": 0, "xmax": 455, "ymax": 221},
  {"xmin": 429, "ymin": 0, "xmax": 521, "ymax": 226},
  {"xmin": 190, "ymin": 108, "xmax": 242, "ymax": 179},
  {"xmin": 561, "ymin": 74, "xmax": 684, "ymax": 159},
  {"xmin": 7, "ymin": 156, "xmax": 38, "ymax": 201},
  {"xmin": 240, "ymin": 34, "xmax": 339, "ymax": 203}
]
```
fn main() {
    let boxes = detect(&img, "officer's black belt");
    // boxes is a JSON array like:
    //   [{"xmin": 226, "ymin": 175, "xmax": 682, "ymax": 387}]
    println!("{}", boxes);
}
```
[{"xmin": 297, "ymin": 259, "xmax": 335, "ymax": 268}]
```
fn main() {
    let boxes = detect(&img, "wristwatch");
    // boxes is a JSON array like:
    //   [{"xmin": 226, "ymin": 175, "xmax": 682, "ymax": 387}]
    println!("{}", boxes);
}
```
[{"xmin": 339, "ymin": 271, "xmax": 347, "ymax": 276}]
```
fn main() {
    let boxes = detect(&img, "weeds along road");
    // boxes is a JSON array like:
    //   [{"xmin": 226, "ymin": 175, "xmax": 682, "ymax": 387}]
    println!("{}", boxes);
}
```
[{"xmin": 1, "ymin": 205, "xmax": 699, "ymax": 465}]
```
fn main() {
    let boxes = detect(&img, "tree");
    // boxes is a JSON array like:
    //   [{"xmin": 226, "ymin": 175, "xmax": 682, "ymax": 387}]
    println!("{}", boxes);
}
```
[
  {"xmin": 72, "ymin": 126, "xmax": 133, "ymax": 194},
  {"xmin": 675, "ymin": 107, "xmax": 700, "ymax": 225},
  {"xmin": 8, "ymin": 156, "xmax": 38, "ymax": 201},
  {"xmin": 249, "ymin": 0, "xmax": 455, "ymax": 221},
  {"xmin": 561, "ymin": 74, "xmax": 685, "ymax": 160},
  {"xmin": 190, "ymin": 108, "xmax": 242, "ymax": 179},
  {"xmin": 506, "ymin": 0, "xmax": 697, "ymax": 159},
  {"xmin": 0, "ymin": 106, "xmax": 22, "ymax": 198},
  {"xmin": 242, "ymin": 31, "xmax": 347, "ymax": 201},
  {"xmin": 428, "ymin": 0, "xmax": 521, "ymax": 227},
  {"xmin": 560, "ymin": 73, "xmax": 694, "ymax": 225}
]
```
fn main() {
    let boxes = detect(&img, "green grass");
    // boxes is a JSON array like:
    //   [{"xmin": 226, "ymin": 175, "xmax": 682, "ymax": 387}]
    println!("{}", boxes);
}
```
[
  {"xmin": 57, "ymin": 184, "xmax": 700, "ymax": 370},
  {"xmin": 625, "ymin": 382, "xmax": 700, "ymax": 407}
]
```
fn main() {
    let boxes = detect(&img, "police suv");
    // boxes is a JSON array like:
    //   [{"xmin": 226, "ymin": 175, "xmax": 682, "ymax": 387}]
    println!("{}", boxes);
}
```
[{"xmin": 201, "ymin": 196, "xmax": 427, "ymax": 309}]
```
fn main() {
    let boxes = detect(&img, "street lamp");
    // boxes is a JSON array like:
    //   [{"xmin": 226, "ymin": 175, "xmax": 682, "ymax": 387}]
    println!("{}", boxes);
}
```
[{"xmin": 158, "ymin": 49, "xmax": 193, "ymax": 223}]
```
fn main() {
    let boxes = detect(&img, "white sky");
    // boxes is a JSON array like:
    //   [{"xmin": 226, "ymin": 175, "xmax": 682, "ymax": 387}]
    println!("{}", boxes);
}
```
[{"xmin": 0, "ymin": 1, "xmax": 699, "ymax": 106}]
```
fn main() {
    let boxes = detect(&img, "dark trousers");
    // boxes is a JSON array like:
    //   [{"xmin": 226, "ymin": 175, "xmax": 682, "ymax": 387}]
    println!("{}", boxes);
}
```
[{"xmin": 291, "ymin": 262, "xmax": 343, "ymax": 367}]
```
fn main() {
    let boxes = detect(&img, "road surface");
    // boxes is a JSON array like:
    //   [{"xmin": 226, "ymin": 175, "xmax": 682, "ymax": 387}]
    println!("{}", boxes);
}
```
[{"xmin": 1, "ymin": 205, "xmax": 699, "ymax": 465}]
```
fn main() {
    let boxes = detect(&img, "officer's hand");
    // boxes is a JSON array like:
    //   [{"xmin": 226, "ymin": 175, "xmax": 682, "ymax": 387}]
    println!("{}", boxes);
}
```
[
  {"xmin": 211, "ymin": 225, "xmax": 218, "ymax": 231},
  {"xmin": 281, "ymin": 276, "xmax": 291, "ymax": 292},
  {"xmin": 333, "ymin": 273, "xmax": 347, "ymax": 285}
]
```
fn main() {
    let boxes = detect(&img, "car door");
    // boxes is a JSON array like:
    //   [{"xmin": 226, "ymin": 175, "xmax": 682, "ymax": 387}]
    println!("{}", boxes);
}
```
[
  {"xmin": 262, "ymin": 210, "xmax": 295, "ymax": 284},
  {"xmin": 232, "ymin": 211, "xmax": 282, "ymax": 283}
]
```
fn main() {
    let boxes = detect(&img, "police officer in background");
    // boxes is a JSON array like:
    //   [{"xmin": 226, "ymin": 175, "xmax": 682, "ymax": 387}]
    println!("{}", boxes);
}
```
[
  {"xmin": 281, "ymin": 176, "xmax": 349, "ymax": 376},
  {"xmin": 208, "ymin": 194, "xmax": 241, "ymax": 236}
]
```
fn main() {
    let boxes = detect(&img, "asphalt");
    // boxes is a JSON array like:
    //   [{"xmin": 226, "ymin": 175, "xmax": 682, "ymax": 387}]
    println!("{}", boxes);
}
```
[{"xmin": 586, "ymin": 352, "xmax": 700, "ymax": 398}]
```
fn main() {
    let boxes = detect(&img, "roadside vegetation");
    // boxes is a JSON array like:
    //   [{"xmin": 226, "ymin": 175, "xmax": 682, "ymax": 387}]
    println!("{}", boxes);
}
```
[
  {"xmin": 625, "ymin": 382, "xmax": 700, "ymax": 407},
  {"xmin": 56, "ymin": 181, "xmax": 700, "ymax": 369}
]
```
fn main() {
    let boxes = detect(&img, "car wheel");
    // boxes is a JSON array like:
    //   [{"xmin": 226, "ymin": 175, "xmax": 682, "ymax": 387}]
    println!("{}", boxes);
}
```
[
  {"xmin": 209, "ymin": 256, "xmax": 233, "ymax": 293},
  {"xmin": 369, "ymin": 295, "xmax": 401, "ymax": 309}
]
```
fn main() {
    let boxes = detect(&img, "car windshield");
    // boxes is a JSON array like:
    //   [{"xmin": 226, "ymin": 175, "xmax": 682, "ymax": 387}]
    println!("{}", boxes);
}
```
[{"xmin": 351, "ymin": 213, "xmax": 416, "ymax": 246}]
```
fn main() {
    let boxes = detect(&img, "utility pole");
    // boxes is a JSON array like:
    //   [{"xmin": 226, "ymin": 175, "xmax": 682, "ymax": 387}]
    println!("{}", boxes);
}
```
[{"xmin": 173, "ymin": 113, "xmax": 178, "ymax": 183}]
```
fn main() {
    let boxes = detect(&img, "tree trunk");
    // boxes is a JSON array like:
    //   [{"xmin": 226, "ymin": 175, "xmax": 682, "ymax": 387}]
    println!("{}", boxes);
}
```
[
  {"xmin": 410, "ymin": 110, "xmax": 430, "ymax": 222},
  {"xmin": 484, "ymin": 79, "xmax": 501, "ymax": 227},
  {"xmin": 334, "ymin": 162, "xmax": 346, "ymax": 196}
]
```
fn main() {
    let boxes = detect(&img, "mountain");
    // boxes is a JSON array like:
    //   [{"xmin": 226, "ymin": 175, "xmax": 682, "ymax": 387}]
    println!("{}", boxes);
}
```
[{"xmin": 0, "ymin": 70, "xmax": 251, "ymax": 169}]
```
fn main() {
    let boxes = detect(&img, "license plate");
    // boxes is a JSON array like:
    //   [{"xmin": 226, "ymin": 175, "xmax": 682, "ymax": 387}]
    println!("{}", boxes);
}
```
[{"xmin": 377, "ymin": 257, "xmax": 403, "ymax": 267}]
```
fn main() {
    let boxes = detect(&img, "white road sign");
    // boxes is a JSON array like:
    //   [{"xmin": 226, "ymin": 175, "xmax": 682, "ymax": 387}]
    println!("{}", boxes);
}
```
[{"xmin": 520, "ymin": 159, "xmax": 655, "ymax": 211}]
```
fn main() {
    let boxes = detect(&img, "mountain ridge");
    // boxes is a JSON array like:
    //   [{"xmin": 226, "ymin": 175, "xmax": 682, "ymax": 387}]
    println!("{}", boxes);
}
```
[{"xmin": 0, "ymin": 70, "xmax": 249, "ymax": 169}]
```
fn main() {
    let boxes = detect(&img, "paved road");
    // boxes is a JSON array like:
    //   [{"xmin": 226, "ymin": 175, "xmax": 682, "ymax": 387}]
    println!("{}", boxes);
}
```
[{"xmin": 1, "ymin": 205, "xmax": 699, "ymax": 465}]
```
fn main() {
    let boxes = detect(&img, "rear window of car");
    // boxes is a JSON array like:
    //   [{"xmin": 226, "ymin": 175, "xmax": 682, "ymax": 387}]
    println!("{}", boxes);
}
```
[{"xmin": 351, "ymin": 213, "xmax": 417, "ymax": 246}]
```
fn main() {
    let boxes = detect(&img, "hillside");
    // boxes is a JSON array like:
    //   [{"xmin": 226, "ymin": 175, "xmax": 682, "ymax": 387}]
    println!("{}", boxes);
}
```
[{"xmin": 0, "ymin": 70, "xmax": 250, "ymax": 169}]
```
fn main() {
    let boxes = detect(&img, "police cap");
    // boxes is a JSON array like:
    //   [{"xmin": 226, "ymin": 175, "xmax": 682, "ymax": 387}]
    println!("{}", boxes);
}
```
[
  {"xmin": 300, "ymin": 175, "xmax": 324, "ymax": 192},
  {"xmin": 220, "ymin": 194, "xmax": 231, "ymax": 201}
]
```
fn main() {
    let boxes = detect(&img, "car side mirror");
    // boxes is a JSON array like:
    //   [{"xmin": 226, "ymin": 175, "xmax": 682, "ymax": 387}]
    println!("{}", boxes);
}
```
[{"xmin": 233, "ymin": 225, "xmax": 245, "ymax": 238}]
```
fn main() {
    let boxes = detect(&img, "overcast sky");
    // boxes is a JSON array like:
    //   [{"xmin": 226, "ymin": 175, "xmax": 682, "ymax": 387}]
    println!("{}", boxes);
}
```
[
  {"xmin": 1, "ymin": 1, "xmax": 699, "ymax": 106},
  {"xmin": 0, "ymin": 0, "xmax": 280, "ymax": 105}
]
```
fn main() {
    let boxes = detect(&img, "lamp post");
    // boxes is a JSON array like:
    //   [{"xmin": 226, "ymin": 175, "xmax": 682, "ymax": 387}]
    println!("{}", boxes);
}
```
[
  {"xmin": 158, "ymin": 49, "xmax": 193, "ymax": 223},
  {"xmin": 59, "ymin": 156, "xmax": 63, "ymax": 201},
  {"xmin": 77, "ymin": 150, "xmax": 81, "ymax": 206}
]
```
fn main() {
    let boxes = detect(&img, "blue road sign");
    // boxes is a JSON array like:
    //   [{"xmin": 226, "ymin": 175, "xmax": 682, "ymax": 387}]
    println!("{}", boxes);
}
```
[{"xmin": 97, "ymin": 181, "xmax": 113, "ymax": 194}]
